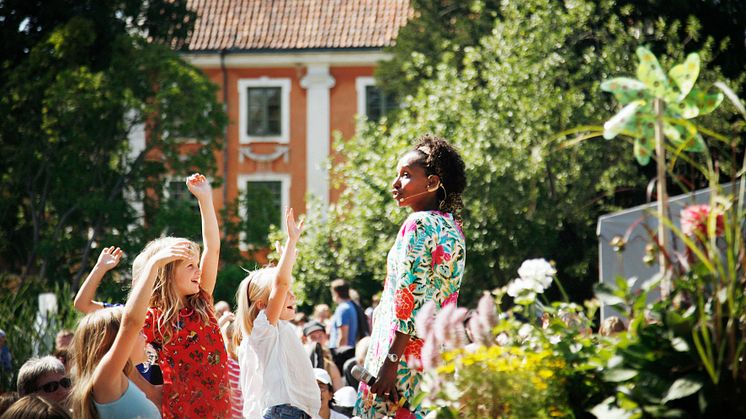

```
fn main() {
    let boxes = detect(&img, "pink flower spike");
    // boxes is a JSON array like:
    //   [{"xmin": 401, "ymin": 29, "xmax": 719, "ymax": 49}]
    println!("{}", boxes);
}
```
[{"xmin": 681, "ymin": 204, "xmax": 724, "ymax": 238}]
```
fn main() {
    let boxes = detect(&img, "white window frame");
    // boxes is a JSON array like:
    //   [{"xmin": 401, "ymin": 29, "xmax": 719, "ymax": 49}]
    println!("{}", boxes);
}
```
[
  {"xmin": 238, "ymin": 77, "xmax": 291, "ymax": 144},
  {"xmin": 237, "ymin": 173, "xmax": 291, "ymax": 251},
  {"xmin": 355, "ymin": 76, "xmax": 376, "ymax": 119},
  {"xmin": 163, "ymin": 176, "xmax": 200, "ymax": 212}
]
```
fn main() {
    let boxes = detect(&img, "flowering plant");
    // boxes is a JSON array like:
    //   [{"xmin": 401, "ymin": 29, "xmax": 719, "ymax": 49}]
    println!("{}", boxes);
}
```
[
  {"xmin": 506, "ymin": 258, "xmax": 556, "ymax": 304},
  {"xmin": 680, "ymin": 204, "xmax": 724, "ymax": 238}
]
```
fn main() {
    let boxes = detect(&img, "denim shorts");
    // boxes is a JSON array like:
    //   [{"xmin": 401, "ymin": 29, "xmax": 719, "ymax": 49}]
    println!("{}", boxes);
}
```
[{"xmin": 261, "ymin": 404, "xmax": 312, "ymax": 419}]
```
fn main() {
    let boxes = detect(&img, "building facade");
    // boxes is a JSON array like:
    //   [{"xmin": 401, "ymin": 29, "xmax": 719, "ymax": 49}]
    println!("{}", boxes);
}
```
[{"xmin": 181, "ymin": 0, "xmax": 410, "ymax": 246}]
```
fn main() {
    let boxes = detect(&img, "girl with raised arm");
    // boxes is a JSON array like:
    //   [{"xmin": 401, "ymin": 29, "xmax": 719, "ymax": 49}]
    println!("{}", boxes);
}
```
[
  {"xmin": 70, "ymin": 241, "xmax": 193, "ymax": 418},
  {"xmin": 235, "ymin": 208, "xmax": 321, "ymax": 419},
  {"xmin": 136, "ymin": 173, "xmax": 231, "ymax": 418}
]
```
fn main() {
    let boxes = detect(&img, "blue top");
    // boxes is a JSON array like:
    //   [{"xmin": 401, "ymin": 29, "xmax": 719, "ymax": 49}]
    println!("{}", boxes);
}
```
[
  {"xmin": 329, "ymin": 300, "xmax": 358, "ymax": 348},
  {"xmin": 93, "ymin": 378, "xmax": 161, "ymax": 419},
  {"xmin": 0, "ymin": 346, "xmax": 11, "ymax": 372}
]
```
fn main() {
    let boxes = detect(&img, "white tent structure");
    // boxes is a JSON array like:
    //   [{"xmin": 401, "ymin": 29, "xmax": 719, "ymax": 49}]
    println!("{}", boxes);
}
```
[{"xmin": 596, "ymin": 183, "xmax": 736, "ymax": 320}]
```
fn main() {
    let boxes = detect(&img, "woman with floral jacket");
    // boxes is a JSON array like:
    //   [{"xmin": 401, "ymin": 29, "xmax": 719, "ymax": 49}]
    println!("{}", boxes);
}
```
[{"xmin": 355, "ymin": 135, "xmax": 467, "ymax": 419}]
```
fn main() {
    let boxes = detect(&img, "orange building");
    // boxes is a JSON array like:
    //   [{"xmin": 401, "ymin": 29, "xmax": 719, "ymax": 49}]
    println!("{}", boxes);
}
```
[{"xmin": 180, "ymin": 0, "xmax": 411, "ymax": 247}]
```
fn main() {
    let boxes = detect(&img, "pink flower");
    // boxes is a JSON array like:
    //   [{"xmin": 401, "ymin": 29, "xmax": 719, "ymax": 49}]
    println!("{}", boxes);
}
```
[
  {"xmin": 442, "ymin": 291, "xmax": 459, "ymax": 306},
  {"xmin": 400, "ymin": 219, "xmax": 418, "ymax": 237},
  {"xmin": 681, "ymin": 204, "xmax": 724, "ymax": 238},
  {"xmin": 431, "ymin": 245, "xmax": 451, "ymax": 268}
]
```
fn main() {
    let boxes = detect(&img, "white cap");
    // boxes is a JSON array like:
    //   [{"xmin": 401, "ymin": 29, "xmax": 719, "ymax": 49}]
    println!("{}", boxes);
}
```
[
  {"xmin": 333, "ymin": 386, "xmax": 357, "ymax": 407},
  {"xmin": 313, "ymin": 368, "xmax": 331, "ymax": 385}
]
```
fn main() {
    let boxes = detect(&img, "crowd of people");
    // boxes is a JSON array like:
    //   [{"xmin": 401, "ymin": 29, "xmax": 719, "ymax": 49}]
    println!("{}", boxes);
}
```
[{"xmin": 0, "ymin": 135, "xmax": 470, "ymax": 419}]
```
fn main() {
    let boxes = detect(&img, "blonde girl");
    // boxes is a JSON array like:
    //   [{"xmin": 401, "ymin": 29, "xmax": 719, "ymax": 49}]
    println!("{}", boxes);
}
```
[
  {"xmin": 136, "ymin": 174, "xmax": 231, "ymax": 418},
  {"xmin": 69, "ymin": 241, "xmax": 193, "ymax": 419},
  {"xmin": 218, "ymin": 313, "xmax": 243, "ymax": 419},
  {"xmin": 235, "ymin": 208, "xmax": 321, "ymax": 419}
]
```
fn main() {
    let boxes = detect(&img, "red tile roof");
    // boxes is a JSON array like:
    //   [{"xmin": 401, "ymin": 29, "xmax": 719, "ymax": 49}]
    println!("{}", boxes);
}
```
[{"xmin": 186, "ymin": 0, "xmax": 413, "ymax": 51}]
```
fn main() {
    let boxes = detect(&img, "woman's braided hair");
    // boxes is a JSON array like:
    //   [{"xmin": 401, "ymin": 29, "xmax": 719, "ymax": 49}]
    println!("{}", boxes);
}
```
[{"xmin": 412, "ymin": 134, "xmax": 466, "ymax": 222}]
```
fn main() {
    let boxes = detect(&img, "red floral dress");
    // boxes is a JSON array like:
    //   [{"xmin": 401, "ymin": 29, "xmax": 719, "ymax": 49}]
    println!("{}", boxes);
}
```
[
  {"xmin": 355, "ymin": 211, "xmax": 466, "ymax": 418},
  {"xmin": 143, "ymin": 290, "xmax": 231, "ymax": 418}
]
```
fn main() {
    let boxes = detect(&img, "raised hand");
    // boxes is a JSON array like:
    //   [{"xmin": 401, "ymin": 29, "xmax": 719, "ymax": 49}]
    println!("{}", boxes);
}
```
[
  {"xmin": 96, "ymin": 246, "xmax": 123, "ymax": 271},
  {"xmin": 186, "ymin": 173, "xmax": 213, "ymax": 201},
  {"xmin": 151, "ymin": 242, "xmax": 194, "ymax": 267},
  {"xmin": 285, "ymin": 207, "xmax": 304, "ymax": 243}
]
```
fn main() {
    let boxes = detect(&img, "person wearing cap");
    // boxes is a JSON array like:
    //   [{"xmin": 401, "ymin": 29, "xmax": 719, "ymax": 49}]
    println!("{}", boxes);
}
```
[
  {"xmin": 304, "ymin": 321, "xmax": 343, "ymax": 390},
  {"xmin": 314, "ymin": 368, "xmax": 349, "ymax": 419}
]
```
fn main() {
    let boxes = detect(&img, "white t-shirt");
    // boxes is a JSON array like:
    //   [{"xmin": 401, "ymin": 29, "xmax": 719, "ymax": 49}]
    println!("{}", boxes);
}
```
[{"xmin": 239, "ymin": 310, "xmax": 321, "ymax": 419}]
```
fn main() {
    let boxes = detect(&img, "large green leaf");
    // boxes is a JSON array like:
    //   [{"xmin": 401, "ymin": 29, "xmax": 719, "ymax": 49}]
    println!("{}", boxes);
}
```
[
  {"xmin": 661, "ymin": 377, "xmax": 704, "ymax": 404},
  {"xmin": 682, "ymin": 88, "xmax": 724, "ymax": 116},
  {"xmin": 634, "ymin": 137, "xmax": 653, "ymax": 165},
  {"xmin": 636, "ymin": 47, "xmax": 670, "ymax": 98},
  {"xmin": 604, "ymin": 368, "xmax": 639, "ymax": 382},
  {"xmin": 604, "ymin": 100, "xmax": 644, "ymax": 139},
  {"xmin": 668, "ymin": 52, "xmax": 700, "ymax": 101},
  {"xmin": 601, "ymin": 77, "xmax": 650, "ymax": 104},
  {"xmin": 663, "ymin": 120, "xmax": 704, "ymax": 152}
]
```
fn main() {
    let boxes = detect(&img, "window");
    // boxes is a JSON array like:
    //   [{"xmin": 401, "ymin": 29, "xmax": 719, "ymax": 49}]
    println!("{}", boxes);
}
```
[
  {"xmin": 365, "ymin": 85, "xmax": 398, "ymax": 122},
  {"xmin": 166, "ymin": 180, "xmax": 200, "ymax": 212},
  {"xmin": 238, "ymin": 174, "xmax": 290, "ymax": 249},
  {"xmin": 356, "ymin": 77, "xmax": 399, "ymax": 122},
  {"xmin": 247, "ymin": 87, "xmax": 281, "ymax": 136},
  {"xmin": 244, "ymin": 181, "xmax": 282, "ymax": 245},
  {"xmin": 238, "ymin": 78, "xmax": 291, "ymax": 143}
]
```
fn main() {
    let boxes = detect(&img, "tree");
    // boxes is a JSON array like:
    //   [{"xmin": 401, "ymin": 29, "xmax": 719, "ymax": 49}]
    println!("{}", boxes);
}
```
[
  {"xmin": 290, "ymin": 0, "xmax": 741, "ymax": 309},
  {"xmin": 378, "ymin": 0, "xmax": 746, "ymax": 97},
  {"xmin": 0, "ymin": 0, "xmax": 226, "ymax": 290}
]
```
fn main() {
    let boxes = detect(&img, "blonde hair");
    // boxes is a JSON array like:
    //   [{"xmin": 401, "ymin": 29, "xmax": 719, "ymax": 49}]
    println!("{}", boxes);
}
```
[
  {"xmin": 132, "ymin": 237, "xmax": 214, "ymax": 346},
  {"xmin": 233, "ymin": 268, "xmax": 276, "ymax": 349},
  {"xmin": 1, "ymin": 394, "xmax": 70, "ymax": 419},
  {"xmin": 69, "ymin": 308, "xmax": 133, "ymax": 419},
  {"xmin": 220, "ymin": 320, "xmax": 238, "ymax": 361}
]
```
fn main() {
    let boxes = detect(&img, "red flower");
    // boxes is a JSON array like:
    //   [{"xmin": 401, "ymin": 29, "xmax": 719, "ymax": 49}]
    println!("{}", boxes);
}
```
[
  {"xmin": 403, "ymin": 338, "xmax": 423, "ymax": 369},
  {"xmin": 394, "ymin": 406, "xmax": 417, "ymax": 419},
  {"xmin": 431, "ymin": 245, "xmax": 451, "ymax": 268},
  {"xmin": 681, "ymin": 204, "xmax": 724, "ymax": 238},
  {"xmin": 394, "ymin": 284, "xmax": 416, "ymax": 320}
]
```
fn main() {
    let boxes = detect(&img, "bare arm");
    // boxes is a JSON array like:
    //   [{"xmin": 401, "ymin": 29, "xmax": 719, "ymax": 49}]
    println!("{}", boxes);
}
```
[
  {"xmin": 92, "ymin": 242, "xmax": 192, "ymax": 404},
  {"xmin": 336, "ymin": 325, "xmax": 349, "ymax": 348},
  {"xmin": 266, "ymin": 208, "xmax": 303, "ymax": 325},
  {"xmin": 369, "ymin": 331, "xmax": 410, "ymax": 405},
  {"xmin": 74, "ymin": 246, "xmax": 122, "ymax": 314},
  {"xmin": 187, "ymin": 173, "xmax": 220, "ymax": 296}
]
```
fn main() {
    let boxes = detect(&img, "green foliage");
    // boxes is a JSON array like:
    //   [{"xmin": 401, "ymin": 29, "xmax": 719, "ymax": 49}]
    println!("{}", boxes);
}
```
[
  {"xmin": 293, "ymin": 0, "xmax": 745, "ymax": 306},
  {"xmin": 0, "ymin": 278, "xmax": 81, "ymax": 392},
  {"xmin": 0, "ymin": 1, "xmax": 226, "ymax": 293}
]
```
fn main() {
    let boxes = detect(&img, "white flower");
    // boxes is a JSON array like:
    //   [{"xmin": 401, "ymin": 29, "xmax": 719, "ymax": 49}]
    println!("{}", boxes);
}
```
[
  {"xmin": 506, "ymin": 259, "xmax": 556, "ymax": 304},
  {"xmin": 517, "ymin": 258, "xmax": 556, "ymax": 290}
]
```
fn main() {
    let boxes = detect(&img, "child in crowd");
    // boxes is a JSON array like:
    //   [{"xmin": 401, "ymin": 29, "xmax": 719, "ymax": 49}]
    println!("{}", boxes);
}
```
[
  {"xmin": 219, "ymin": 312, "xmax": 243, "ymax": 419},
  {"xmin": 313, "ymin": 369, "xmax": 349, "ymax": 419},
  {"xmin": 73, "ymin": 246, "xmax": 124, "ymax": 313},
  {"xmin": 136, "ymin": 174, "xmax": 231, "ymax": 418},
  {"xmin": 69, "ymin": 242, "xmax": 190, "ymax": 419},
  {"xmin": 235, "ymin": 208, "xmax": 320, "ymax": 419},
  {"xmin": 72, "ymin": 243, "xmax": 164, "ymax": 392}
]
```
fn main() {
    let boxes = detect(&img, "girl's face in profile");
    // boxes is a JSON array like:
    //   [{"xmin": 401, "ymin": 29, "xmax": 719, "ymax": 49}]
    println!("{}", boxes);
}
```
[
  {"xmin": 279, "ymin": 290, "xmax": 297, "ymax": 321},
  {"xmin": 391, "ymin": 151, "xmax": 437, "ymax": 211},
  {"xmin": 173, "ymin": 253, "xmax": 201, "ymax": 297}
]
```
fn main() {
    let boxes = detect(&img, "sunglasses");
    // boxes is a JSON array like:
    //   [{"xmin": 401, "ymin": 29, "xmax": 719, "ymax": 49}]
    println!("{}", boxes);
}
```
[{"xmin": 35, "ymin": 377, "xmax": 71, "ymax": 393}]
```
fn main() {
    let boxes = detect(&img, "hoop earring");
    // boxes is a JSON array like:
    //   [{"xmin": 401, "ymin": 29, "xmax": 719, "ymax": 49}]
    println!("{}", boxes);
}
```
[{"xmin": 438, "ymin": 184, "xmax": 448, "ymax": 211}]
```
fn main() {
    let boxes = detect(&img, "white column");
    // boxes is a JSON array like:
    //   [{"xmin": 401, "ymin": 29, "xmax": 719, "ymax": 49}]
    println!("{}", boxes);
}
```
[{"xmin": 301, "ymin": 64, "xmax": 335, "ymax": 212}]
